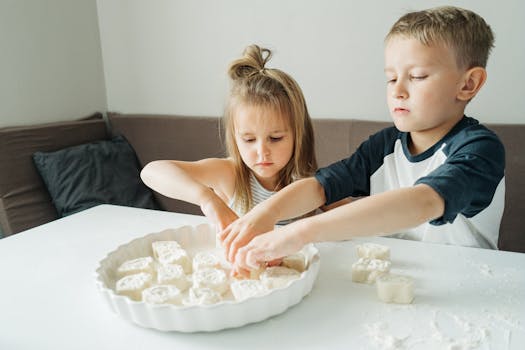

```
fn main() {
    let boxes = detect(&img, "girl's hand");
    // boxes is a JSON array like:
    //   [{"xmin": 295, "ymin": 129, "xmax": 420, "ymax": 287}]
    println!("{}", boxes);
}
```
[
  {"xmin": 232, "ymin": 223, "xmax": 305, "ymax": 272},
  {"xmin": 200, "ymin": 193, "xmax": 239, "ymax": 231},
  {"xmin": 219, "ymin": 211, "xmax": 276, "ymax": 263}
]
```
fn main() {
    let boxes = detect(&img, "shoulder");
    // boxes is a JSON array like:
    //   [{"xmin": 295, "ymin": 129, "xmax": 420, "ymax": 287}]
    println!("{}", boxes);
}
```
[{"xmin": 444, "ymin": 118, "xmax": 505, "ymax": 162}]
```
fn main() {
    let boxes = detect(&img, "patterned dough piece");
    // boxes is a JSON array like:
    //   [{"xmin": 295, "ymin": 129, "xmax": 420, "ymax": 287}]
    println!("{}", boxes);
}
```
[
  {"xmin": 116, "ymin": 256, "xmax": 155, "ymax": 277},
  {"xmin": 351, "ymin": 258, "xmax": 391, "ymax": 284},
  {"xmin": 356, "ymin": 243, "xmax": 391, "ymax": 261},
  {"xmin": 376, "ymin": 273, "xmax": 414, "ymax": 304},
  {"xmin": 230, "ymin": 279, "xmax": 268, "ymax": 301},
  {"xmin": 183, "ymin": 287, "xmax": 222, "ymax": 306},
  {"xmin": 260, "ymin": 266, "xmax": 300, "ymax": 289},
  {"xmin": 192, "ymin": 251, "xmax": 221, "ymax": 271},
  {"xmin": 115, "ymin": 272, "xmax": 153, "ymax": 301},
  {"xmin": 142, "ymin": 284, "xmax": 183, "ymax": 305},
  {"xmin": 192, "ymin": 268, "xmax": 229, "ymax": 295},
  {"xmin": 282, "ymin": 252, "xmax": 307, "ymax": 272},
  {"xmin": 156, "ymin": 263, "xmax": 191, "ymax": 291},
  {"xmin": 152, "ymin": 241, "xmax": 181, "ymax": 259}
]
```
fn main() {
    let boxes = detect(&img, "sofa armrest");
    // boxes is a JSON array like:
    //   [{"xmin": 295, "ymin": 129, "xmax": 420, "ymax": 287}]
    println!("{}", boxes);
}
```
[{"xmin": 0, "ymin": 113, "xmax": 108, "ymax": 236}]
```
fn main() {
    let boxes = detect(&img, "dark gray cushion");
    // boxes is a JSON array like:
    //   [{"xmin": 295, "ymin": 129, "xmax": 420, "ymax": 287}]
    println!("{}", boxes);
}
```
[
  {"xmin": 0, "ymin": 113, "xmax": 108, "ymax": 236},
  {"xmin": 33, "ymin": 135, "xmax": 159, "ymax": 217}
]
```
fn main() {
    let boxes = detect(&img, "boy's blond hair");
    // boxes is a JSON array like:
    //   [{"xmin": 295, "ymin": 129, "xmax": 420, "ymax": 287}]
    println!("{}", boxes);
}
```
[
  {"xmin": 224, "ymin": 44, "xmax": 317, "ymax": 214},
  {"xmin": 386, "ymin": 6, "xmax": 494, "ymax": 69}
]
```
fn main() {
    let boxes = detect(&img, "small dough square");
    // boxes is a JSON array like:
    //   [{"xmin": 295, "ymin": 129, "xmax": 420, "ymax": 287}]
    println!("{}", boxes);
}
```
[
  {"xmin": 356, "ymin": 243, "xmax": 390, "ymax": 261},
  {"xmin": 351, "ymin": 258, "xmax": 391, "ymax": 284},
  {"xmin": 142, "ymin": 284, "xmax": 183, "ymax": 305},
  {"xmin": 156, "ymin": 263, "xmax": 191, "ymax": 291},
  {"xmin": 116, "ymin": 256, "xmax": 155, "ymax": 277},
  {"xmin": 260, "ymin": 266, "xmax": 300, "ymax": 289},
  {"xmin": 376, "ymin": 273, "xmax": 414, "ymax": 304},
  {"xmin": 115, "ymin": 272, "xmax": 153, "ymax": 301},
  {"xmin": 230, "ymin": 279, "xmax": 268, "ymax": 301}
]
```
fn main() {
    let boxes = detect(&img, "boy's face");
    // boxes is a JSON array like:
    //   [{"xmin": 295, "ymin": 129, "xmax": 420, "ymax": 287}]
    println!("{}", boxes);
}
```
[{"xmin": 384, "ymin": 36, "xmax": 468, "ymax": 143}]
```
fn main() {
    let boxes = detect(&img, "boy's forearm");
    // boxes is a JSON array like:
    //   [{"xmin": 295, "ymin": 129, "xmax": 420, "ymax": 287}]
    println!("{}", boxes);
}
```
[
  {"xmin": 256, "ymin": 177, "xmax": 326, "ymax": 223},
  {"xmin": 300, "ymin": 184, "xmax": 445, "ymax": 243}
]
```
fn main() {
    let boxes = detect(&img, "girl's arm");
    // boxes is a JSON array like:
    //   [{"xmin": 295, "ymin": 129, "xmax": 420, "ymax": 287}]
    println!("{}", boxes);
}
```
[
  {"xmin": 233, "ymin": 183, "xmax": 445, "ymax": 270},
  {"xmin": 140, "ymin": 158, "xmax": 238, "ymax": 229},
  {"xmin": 220, "ymin": 177, "xmax": 326, "ymax": 262}
]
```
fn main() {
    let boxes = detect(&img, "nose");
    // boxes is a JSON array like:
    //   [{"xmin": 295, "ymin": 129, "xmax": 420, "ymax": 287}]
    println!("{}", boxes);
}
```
[
  {"xmin": 257, "ymin": 141, "xmax": 270, "ymax": 157},
  {"xmin": 390, "ymin": 80, "xmax": 408, "ymax": 100}
]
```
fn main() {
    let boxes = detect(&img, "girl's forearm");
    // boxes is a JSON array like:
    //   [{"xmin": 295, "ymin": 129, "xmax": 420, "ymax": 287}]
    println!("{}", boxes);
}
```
[{"xmin": 140, "ymin": 160, "xmax": 213, "ymax": 206}]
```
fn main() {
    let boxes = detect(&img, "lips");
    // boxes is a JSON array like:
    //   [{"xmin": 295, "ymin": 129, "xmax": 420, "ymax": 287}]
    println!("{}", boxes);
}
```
[
  {"xmin": 256, "ymin": 162, "xmax": 273, "ymax": 166},
  {"xmin": 394, "ymin": 107, "xmax": 409, "ymax": 113}
]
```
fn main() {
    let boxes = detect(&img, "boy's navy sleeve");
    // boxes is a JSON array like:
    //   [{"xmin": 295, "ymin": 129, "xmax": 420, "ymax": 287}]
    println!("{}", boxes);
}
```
[
  {"xmin": 315, "ymin": 127, "xmax": 396, "ymax": 205},
  {"xmin": 415, "ymin": 128, "xmax": 505, "ymax": 225}
]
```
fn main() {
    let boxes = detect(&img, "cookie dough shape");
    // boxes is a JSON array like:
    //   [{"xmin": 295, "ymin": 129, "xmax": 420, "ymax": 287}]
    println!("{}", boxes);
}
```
[
  {"xmin": 356, "ymin": 243, "xmax": 390, "ymax": 261},
  {"xmin": 142, "ymin": 284, "xmax": 183, "ymax": 305},
  {"xmin": 230, "ymin": 279, "xmax": 269, "ymax": 301},
  {"xmin": 351, "ymin": 258, "xmax": 391, "ymax": 284},
  {"xmin": 116, "ymin": 256, "xmax": 155, "ymax": 277},
  {"xmin": 192, "ymin": 268, "xmax": 229, "ymax": 295},
  {"xmin": 115, "ymin": 272, "xmax": 153, "ymax": 301},
  {"xmin": 260, "ymin": 266, "xmax": 300, "ymax": 289},
  {"xmin": 156, "ymin": 263, "xmax": 191, "ymax": 291},
  {"xmin": 376, "ymin": 273, "xmax": 414, "ymax": 304}
]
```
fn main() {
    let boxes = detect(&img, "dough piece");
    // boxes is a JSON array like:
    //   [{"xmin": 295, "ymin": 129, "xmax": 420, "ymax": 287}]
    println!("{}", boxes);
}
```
[
  {"xmin": 282, "ymin": 252, "xmax": 308, "ymax": 272},
  {"xmin": 356, "ymin": 243, "xmax": 390, "ymax": 261},
  {"xmin": 230, "ymin": 279, "xmax": 268, "ymax": 302},
  {"xmin": 151, "ymin": 240, "xmax": 181, "ymax": 259},
  {"xmin": 142, "ymin": 284, "xmax": 183, "ymax": 305},
  {"xmin": 116, "ymin": 256, "xmax": 155, "ymax": 277},
  {"xmin": 192, "ymin": 251, "xmax": 221, "ymax": 271},
  {"xmin": 156, "ymin": 263, "xmax": 191, "ymax": 291},
  {"xmin": 183, "ymin": 287, "xmax": 222, "ymax": 306},
  {"xmin": 260, "ymin": 266, "xmax": 300, "ymax": 289},
  {"xmin": 157, "ymin": 248, "xmax": 191, "ymax": 274},
  {"xmin": 115, "ymin": 272, "xmax": 153, "ymax": 301},
  {"xmin": 376, "ymin": 273, "xmax": 414, "ymax": 304},
  {"xmin": 351, "ymin": 258, "xmax": 391, "ymax": 284},
  {"xmin": 192, "ymin": 268, "xmax": 229, "ymax": 295}
]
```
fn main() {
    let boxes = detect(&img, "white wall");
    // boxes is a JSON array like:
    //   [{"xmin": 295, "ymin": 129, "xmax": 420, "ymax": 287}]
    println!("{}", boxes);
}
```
[
  {"xmin": 96, "ymin": 0, "xmax": 524, "ymax": 123},
  {"xmin": 0, "ymin": 0, "xmax": 107, "ymax": 127}
]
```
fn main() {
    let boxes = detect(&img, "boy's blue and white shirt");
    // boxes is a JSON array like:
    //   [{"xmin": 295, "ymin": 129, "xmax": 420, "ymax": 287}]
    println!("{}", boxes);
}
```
[{"xmin": 315, "ymin": 116, "xmax": 505, "ymax": 249}]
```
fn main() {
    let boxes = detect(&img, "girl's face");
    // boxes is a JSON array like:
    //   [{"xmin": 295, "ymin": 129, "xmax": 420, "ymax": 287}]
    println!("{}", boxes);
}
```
[{"xmin": 234, "ymin": 104, "xmax": 294, "ymax": 191}]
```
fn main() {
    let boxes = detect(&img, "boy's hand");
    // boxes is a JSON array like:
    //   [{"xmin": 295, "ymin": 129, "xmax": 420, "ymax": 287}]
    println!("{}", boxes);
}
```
[
  {"xmin": 232, "ymin": 223, "xmax": 305, "ymax": 271},
  {"xmin": 219, "ymin": 211, "xmax": 275, "ymax": 263}
]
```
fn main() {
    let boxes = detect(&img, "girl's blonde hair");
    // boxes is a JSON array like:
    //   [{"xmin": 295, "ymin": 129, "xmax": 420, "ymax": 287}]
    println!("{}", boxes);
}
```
[{"xmin": 224, "ymin": 44, "xmax": 317, "ymax": 214}]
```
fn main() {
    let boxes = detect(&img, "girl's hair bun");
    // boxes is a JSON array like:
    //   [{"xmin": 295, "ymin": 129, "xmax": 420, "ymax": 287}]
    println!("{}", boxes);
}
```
[{"xmin": 228, "ymin": 44, "xmax": 272, "ymax": 81}]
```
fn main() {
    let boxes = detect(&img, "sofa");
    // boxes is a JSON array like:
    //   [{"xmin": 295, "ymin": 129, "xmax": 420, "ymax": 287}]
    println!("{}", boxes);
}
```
[{"xmin": 1, "ymin": 112, "xmax": 523, "ymax": 253}]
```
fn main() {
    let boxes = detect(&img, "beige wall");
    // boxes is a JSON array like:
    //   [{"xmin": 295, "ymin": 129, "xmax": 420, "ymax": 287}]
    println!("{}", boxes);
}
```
[
  {"xmin": 0, "ymin": 0, "xmax": 107, "ymax": 127},
  {"xmin": 96, "ymin": 0, "xmax": 525, "ymax": 124}
]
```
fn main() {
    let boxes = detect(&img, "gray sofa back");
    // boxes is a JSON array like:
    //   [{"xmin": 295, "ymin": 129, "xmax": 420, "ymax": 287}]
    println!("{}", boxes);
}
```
[
  {"xmin": 0, "ymin": 112, "xmax": 522, "ymax": 253},
  {"xmin": 108, "ymin": 113, "xmax": 523, "ymax": 253}
]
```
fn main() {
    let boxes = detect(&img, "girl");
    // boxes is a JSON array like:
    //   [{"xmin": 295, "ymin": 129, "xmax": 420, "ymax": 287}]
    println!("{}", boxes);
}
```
[{"xmin": 140, "ymin": 44, "xmax": 317, "ymax": 261}]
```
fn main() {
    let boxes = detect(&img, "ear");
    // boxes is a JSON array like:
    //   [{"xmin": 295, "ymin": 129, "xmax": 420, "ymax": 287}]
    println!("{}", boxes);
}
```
[{"xmin": 457, "ymin": 67, "xmax": 487, "ymax": 101}]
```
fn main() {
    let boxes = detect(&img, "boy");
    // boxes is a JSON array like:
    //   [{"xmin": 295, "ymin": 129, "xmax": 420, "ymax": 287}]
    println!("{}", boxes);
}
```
[{"xmin": 220, "ymin": 6, "xmax": 505, "ymax": 270}]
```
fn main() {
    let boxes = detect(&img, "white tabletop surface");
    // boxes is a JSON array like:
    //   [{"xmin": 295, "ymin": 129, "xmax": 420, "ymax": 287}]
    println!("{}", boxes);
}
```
[{"xmin": 0, "ymin": 204, "xmax": 524, "ymax": 350}]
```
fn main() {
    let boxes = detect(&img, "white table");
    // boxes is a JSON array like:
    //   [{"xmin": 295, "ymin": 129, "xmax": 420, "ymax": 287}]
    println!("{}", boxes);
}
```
[{"xmin": 0, "ymin": 205, "xmax": 524, "ymax": 350}]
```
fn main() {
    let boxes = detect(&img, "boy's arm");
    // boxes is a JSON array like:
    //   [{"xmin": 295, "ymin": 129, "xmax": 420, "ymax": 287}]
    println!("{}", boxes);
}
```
[
  {"xmin": 234, "ymin": 183, "xmax": 444, "ymax": 270},
  {"xmin": 220, "ymin": 177, "xmax": 326, "ymax": 262}
]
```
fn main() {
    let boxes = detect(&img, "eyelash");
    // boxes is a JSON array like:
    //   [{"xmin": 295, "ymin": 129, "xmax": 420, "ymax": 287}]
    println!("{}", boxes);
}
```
[
  {"xmin": 242, "ymin": 136, "xmax": 283, "ymax": 143},
  {"xmin": 386, "ymin": 75, "xmax": 428, "ymax": 83}
]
